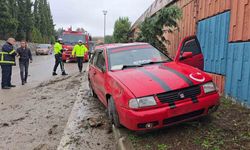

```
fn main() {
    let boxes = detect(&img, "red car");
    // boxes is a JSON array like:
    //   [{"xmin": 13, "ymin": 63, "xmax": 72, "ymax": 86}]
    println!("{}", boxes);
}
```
[{"xmin": 88, "ymin": 36, "xmax": 220, "ymax": 131}]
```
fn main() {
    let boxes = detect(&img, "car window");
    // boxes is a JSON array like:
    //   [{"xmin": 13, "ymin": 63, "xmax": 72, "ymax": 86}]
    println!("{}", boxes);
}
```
[
  {"xmin": 37, "ymin": 44, "xmax": 51, "ymax": 49},
  {"xmin": 181, "ymin": 38, "xmax": 201, "ymax": 56},
  {"xmin": 108, "ymin": 45, "xmax": 171, "ymax": 70},
  {"xmin": 95, "ymin": 51, "xmax": 106, "ymax": 71},
  {"xmin": 91, "ymin": 52, "xmax": 99, "ymax": 65}
]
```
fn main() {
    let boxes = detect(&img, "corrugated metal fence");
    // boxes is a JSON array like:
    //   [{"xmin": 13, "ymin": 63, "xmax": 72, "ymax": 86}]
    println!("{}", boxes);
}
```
[
  {"xmin": 197, "ymin": 11, "xmax": 230, "ymax": 75},
  {"xmin": 226, "ymin": 42, "xmax": 250, "ymax": 106},
  {"xmin": 197, "ymin": 11, "xmax": 250, "ymax": 106}
]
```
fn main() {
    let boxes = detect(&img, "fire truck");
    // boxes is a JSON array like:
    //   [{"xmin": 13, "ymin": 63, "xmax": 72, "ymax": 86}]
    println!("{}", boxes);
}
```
[{"xmin": 61, "ymin": 29, "xmax": 90, "ymax": 62}]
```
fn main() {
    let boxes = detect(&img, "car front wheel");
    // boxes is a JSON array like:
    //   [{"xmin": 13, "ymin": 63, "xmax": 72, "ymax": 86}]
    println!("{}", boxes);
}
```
[{"xmin": 108, "ymin": 97, "xmax": 121, "ymax": 128}]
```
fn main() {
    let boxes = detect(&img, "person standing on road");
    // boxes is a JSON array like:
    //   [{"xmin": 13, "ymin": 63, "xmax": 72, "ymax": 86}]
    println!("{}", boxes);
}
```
[
  {"xmin": 72, "ymin": 40, "xmax": 88, "ymax": 73},
  {"xmin": 16, "ymin": 40, "xmax": 33, "ymax": 85},
  {"xmin": 0, "ymin": 38, "xmax": 17, "ymax": 89},
  {"xmin": 52, "ymin": 38, "xmax": 67, "ymax": 76}
]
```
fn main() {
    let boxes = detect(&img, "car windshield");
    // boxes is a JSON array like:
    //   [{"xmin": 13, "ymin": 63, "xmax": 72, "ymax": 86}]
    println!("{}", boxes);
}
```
[
  {"xmin": 62, "ymin": 34, "xmax": 86, "ymax": 45},
  {"xmin": 37, "ymin": 44, "xmax": 50, "ymax": 49},
  {"xmin": 109, "ymin": 45, "xmax": 172, "ymax": 70}
]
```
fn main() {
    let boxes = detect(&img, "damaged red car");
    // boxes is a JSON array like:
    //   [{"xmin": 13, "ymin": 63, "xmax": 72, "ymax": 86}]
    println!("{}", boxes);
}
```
[{"xmin": 88, "ymin": 36, "xmax": 220, "ymax": 131}]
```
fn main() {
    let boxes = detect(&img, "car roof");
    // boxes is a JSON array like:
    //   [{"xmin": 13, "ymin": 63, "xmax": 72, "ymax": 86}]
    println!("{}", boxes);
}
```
[{"xmin": 95, "ymin": 42, "xmax": 150, "ymax": 50}]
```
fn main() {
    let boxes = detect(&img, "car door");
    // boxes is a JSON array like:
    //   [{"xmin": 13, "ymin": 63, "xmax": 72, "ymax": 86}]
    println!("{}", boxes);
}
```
[
  {"xmin": 174, "ymin": 35, "xmax": 204, "ymax": 70},
  {"xmin": 89, "ymin": 51, "xmax": 99, "ymax": 94},
  {"xmin": 92, "ymin": 49, "xmax": 107, "ymax": 103}
]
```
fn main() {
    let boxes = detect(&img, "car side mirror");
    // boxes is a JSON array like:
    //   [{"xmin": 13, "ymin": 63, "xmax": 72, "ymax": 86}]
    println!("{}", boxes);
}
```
[
  {"xmin": 180, "ymin": 52, "xmax": 193, "ymax": 60},
  {"xmin": 101, "ymin": 66, "xmax": 106, "ymax": 73}
]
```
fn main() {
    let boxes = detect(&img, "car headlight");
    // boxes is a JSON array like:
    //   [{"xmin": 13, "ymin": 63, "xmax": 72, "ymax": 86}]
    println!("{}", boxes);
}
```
[
  {"xmin": 203, "ymin": 82, "xmax": 216, "ymax": 94},
  {"xmin": 129, "ymin": 96, "xmax": 157, "ymax": 109}
]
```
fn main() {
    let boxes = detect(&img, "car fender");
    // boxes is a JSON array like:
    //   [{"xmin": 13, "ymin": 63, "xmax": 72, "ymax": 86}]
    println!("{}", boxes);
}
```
[{"xmin": 106, "ymin": 73, "xmax": 135, "ymax": 109}]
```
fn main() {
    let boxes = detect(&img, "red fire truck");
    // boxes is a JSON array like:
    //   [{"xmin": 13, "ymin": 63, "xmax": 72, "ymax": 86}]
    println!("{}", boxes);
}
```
[{"xmin": 61, "ymin": 29, "xmax": 90, "ymax": 62}]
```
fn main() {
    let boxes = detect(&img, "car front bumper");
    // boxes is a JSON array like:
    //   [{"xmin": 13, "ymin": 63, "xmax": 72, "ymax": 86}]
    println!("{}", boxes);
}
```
[{"xmin": 119, "ymin": 93, "xmax": 219, "ymax": 131}]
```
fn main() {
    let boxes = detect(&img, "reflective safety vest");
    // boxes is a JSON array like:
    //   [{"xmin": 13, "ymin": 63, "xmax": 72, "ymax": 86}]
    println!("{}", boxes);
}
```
[
  {"xmin": 72, "ymin": 44, "xmax": 88, "ymax": 57},
  {"xmin": 0, "ymin": 49, "xmax": 16, "ymax": 65},
  {"xmin": 54, "ymin": 42, "xmax": 63, "ymax": 55}
]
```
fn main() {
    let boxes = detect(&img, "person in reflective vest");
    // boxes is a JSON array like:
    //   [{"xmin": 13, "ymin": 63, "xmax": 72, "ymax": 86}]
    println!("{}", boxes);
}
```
[
  {"xmin": 0, "ymin": 38, "xmax": 17, "ymax": 89},
  {"xmin": 52, "ymin": 38, "xmax": 67, "ymax": 76},
  {"xmin": 72, "ymin": 40, "xmax": 88, "ymax": 72}
]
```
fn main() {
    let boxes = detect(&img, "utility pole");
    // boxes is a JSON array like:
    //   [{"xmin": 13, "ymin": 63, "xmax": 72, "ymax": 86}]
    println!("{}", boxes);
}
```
[{"xmin": 103, "ymin": 10, "xmax": 107, "ymax": 43}]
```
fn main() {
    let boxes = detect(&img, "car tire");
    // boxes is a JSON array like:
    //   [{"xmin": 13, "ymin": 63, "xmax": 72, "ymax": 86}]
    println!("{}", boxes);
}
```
[
  {"xmin": 62, "ymin": 60, "xmax": 66, "ymax": 63},
  {"xmin": 108, "ymin": 97, "xmax": 121, "ymax": 128},
  {"xmin": 89, "ymin": 81, "xmax": 97, "ymax": 98}
]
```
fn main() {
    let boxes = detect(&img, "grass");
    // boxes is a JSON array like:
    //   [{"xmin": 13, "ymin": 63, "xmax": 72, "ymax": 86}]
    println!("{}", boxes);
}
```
[
  {"xmin": 157, "ymin": 144, "xmax": 169, "ymax": 150},
  {"xmin": 125, "ymin": 97, "xmax": 250, "ymax": 150}
]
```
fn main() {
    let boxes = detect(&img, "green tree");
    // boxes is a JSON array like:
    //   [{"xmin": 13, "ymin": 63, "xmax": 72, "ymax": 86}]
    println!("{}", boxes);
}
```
[
  {"xmin": 0, "ymin": 0, "xmax": 18, "ymax": 39},
  {"xmin": 33, "ymin": 0, "xmax": 40, "ymax": 28},
  {"xmin": 24, "ymin": 0, "xmax": 33, "ymax": 41},
  {"xmin": 0, "ymin": 0, "xmax": 55, "ymax": 42},
  {"xmin": 136, "ymin": 6, "xmax": 182, "ymax": 52},
  {"xmin": 8, "ymin": 0, "xmax": 18, "ymax": 19},
  {"xmin": 105, "ymin": 35, "xmax": 114, "ymax": 44},
  {"xmin": 113, "ymin": 17, "xmax": 131, "ymax": 43},
  {"xmin": 31, "ymin": 27, "xmax": 43, "ymax": 43}
]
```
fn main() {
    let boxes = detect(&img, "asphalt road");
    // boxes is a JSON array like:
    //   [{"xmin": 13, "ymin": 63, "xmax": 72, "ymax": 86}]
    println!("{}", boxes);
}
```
[{"xmin": 0, "ymin": 55, "xmax": 79, "ymax": 101}]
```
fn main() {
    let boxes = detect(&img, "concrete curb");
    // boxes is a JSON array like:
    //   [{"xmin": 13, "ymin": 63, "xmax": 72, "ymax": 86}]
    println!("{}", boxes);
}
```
[
  {"xmin": 112, "ymin": 125, "xmax": 134, "ymax": 150},
  {"xmin": 57, "ymin": 75, "xmax": 88, "ymax": 150}
]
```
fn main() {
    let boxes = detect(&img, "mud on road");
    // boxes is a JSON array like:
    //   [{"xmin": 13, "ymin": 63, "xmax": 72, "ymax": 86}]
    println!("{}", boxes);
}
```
[
  {"xmin": 57, "ymin": 74, "xmax": 115, "ymax": 150},
  {"xmin": 0, "ymin": 74, "xmax": 81, "ymax": 150},
  {"xmin": 0, "ymin": 73, "xmax": 115, "ymax": 150}
]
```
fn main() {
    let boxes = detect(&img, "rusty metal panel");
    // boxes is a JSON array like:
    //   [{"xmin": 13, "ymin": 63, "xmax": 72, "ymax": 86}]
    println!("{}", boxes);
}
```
[
  {"xmin": 197, "ymin": 0, "xmax": 231, "ymax": 21},
  {"xmin": 164, "ymin": 0, "xmax": 197, "ymax": 58},
  {"xmin": 206, "ymin": 72, "xmax": 225, "ymax": 95},
  {"xmin": 229, "ymin": 0, "xmax": 250, "ymax": 42},
  {"xmin": 131, "ymin": 0, "xmax": 176, "ymax": 30}
]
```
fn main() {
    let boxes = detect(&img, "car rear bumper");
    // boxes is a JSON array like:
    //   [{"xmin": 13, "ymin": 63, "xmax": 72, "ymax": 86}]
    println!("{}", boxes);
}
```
[
  {"xmin": 119, "ymin": 93, "xmax": 220, "ymax": 131},
  {"xmin": 62, "ymin": 54, "xmax": 76, "ymax": 61},
  {"xmin": 63, "ymin": 54, "xmax": 88, "ymax": 62},
  {"xmin": 36, "ymin": 51, "xmax": 48, "ymax": 54}
]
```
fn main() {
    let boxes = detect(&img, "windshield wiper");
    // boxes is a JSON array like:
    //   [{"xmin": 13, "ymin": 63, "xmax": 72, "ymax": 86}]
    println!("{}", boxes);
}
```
[
  {"xmin": 121, "ymin": 64, "xmax": 143, "ymax": 70},
  {"xmin": 141, "ymin": 60, "xmax": 170, "ymax": 66}
]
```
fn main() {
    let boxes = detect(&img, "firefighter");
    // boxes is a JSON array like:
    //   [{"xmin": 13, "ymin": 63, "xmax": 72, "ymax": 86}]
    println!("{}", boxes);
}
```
[
  {"xmin": 0, "ymin": 38, "xmax": 17, "ymax": 89},
  {"xmin": 72, "ymin": 40, "xmax": 88, "ymax": 72},
  {"xmin": 52, "ymin": 38, "xmax": 67, "ymax": 76}
]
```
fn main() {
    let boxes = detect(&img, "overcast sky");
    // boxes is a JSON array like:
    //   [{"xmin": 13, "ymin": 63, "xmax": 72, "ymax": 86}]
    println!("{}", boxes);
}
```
[{"xmin": 48, "ymin": 0, "xmax": 155, "ymax": 37}]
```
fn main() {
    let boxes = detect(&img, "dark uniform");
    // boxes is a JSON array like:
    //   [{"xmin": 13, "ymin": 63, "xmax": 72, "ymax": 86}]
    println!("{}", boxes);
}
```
[
  {"xmin": 16, "ymin": 47, "xmax": 32, "ymax": 84},
  {"xmin": 0, "ymin": 42, "xmax": 16, "ymax": 89}
]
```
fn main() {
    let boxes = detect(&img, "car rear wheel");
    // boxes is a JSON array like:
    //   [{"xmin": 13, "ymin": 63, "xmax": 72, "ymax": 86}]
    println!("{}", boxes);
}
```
[
  {"xmin": 62, "ymin": 60, "xmax": 66, "ymax": 63},
  {"xmin": 89, "ymin": 81, "xmax": 97, "ymax": 98},
  {"xmin": 108, "ymin": 97, "xmax": 121, "ymax": 128}
]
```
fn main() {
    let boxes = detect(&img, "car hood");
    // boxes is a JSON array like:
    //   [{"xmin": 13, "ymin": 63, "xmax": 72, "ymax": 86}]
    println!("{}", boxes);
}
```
[{"xmin": 110, "ymin": 62, "xmax": 211, "ymax": 98}]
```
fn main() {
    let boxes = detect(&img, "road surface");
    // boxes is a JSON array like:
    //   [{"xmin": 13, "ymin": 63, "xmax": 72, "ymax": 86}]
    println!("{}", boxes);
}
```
[
  {"xmin": 0, "ymin": 55, "xmax": 78, "ymax": 100},
  {"xmin": 0, "ymin": 55, "xmax": 115, "ymax": 150}
]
